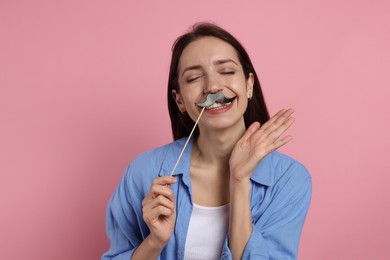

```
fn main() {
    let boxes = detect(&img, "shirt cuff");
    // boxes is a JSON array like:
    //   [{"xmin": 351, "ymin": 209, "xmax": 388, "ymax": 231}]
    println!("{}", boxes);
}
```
[
  {"xmin": 241, "ymin": 224, "xmax": 269, "ymax": 259},
  {"xmin": 101, "ymin": 248, "xmax": 135, "ymax": 260}
]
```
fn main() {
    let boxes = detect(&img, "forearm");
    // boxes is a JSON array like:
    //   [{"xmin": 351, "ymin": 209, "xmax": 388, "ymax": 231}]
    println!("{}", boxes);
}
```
[
  {"xmin": 229, "ymin": 178, "xmax": 252, "ymax": 260},
  {"xmin": 131, "ymin": 235, "xmax": 165, "ymax": 260}
]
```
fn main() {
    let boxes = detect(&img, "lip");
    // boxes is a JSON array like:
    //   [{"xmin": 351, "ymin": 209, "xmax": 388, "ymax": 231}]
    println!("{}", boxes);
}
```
[
  {"xmin": 203, "ymin": 99, "xmax": 235, "ymax": 115},
  {"xmin": 196, "ymin": 93, "xmax": 237, "ymax": 108}
]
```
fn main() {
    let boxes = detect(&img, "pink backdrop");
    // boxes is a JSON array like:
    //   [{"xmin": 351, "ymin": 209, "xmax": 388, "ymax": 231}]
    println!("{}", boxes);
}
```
[{"xmin": 1, "ymin": 0, "xmax": 389, "ymax": 259}]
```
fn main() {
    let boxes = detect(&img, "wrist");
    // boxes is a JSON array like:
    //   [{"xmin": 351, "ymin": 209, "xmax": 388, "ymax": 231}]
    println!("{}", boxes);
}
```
[
  {"xmin": 146, "ymin": 234, "xmax": 167, "ymax": 252},
  {"xmin": 230, "ymin": 176, "xmax": 251, "ymax": 194},
  {"xmin": 132, "ymin": 234, "xmax": 166, "ymax": 260},
  {"xmin": 230, "ymin": 171, "xmax": 251, "ymax": 186}
]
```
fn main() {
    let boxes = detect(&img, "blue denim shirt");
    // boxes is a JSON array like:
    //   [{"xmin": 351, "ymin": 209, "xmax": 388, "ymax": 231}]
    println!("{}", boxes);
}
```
[{"xmin": 102, "ymin": 137, "xmax": 312, "ymax": 260}]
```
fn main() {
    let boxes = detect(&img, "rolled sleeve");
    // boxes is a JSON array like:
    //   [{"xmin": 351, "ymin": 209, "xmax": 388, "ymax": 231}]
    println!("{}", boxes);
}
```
[
  {"xmin": 242, "ymin": 176, "xmax": 312, "ymax": 259},
  {"xmin": 102, "ymin": 246, "xmax": 134, "ymax": 260},
  {"xmin": 242, "ymin": 225, "xmax": 270, "ymax": 259},
  {"xmin": 101, "ymin": 201, "xmax": 138, "ymax": 260},
  {"xmin": 102, "ymin": 164, "xmax": 144, "ymax": 260}
]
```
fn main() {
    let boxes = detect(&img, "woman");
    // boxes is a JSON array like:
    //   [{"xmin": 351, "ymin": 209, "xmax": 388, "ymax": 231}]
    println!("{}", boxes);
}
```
[{"xmin": 102, "ymin": 23, "xmax": 311, "ymax": 260}]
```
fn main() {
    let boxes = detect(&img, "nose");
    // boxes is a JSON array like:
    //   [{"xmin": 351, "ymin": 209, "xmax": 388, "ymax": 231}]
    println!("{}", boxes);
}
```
[{"xmin": 203, "ymin": 74, "xmax": 222, "ymax": 94}]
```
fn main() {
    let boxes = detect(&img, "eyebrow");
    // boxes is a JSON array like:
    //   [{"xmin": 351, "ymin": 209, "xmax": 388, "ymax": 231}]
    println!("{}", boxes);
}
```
[
  {"xmin": 214, "ymin": 59, "xmax": 238, "ymax": 66},
  {"xmin": 181, "ymin": 65, "xmax": 202, "ymax": 77},
  {"xmin": 181, "ymin": 59, "xmax": 239, "ymax": 76}
]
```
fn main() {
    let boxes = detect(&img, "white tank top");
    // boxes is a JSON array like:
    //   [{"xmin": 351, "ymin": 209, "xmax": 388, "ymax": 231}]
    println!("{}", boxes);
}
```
[{"xmin": 184, "ymin": 203, "xmax": 230, "ymax": 260}]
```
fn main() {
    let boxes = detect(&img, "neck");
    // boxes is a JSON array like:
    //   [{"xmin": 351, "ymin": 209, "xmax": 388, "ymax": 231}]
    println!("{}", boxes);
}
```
[{"xmin": 192, "ymin": 119, "xmax": 246, "ymax": 170}]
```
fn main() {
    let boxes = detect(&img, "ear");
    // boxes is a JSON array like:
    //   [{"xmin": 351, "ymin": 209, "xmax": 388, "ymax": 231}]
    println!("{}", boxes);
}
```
[
  {"xmin": 246, "ymin": 73, "xmax": 254, "ymax": 99},
  {"xmin": 172, "ymin": 90, "xmax": 186, "ymax": 113}
]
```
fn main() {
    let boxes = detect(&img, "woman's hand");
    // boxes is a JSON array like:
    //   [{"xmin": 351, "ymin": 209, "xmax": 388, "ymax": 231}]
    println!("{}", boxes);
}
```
[
  {"xmin": 229, "ymin": 109, "xmax": 295, "ymax": 183},
  {"xmin": 142, "ymin": 176, "xmax": 177, "ymax": 249}
]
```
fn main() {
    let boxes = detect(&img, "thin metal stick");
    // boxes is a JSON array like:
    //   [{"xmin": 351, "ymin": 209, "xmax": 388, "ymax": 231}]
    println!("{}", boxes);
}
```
[{"xmin": 169, "ymin": 107, "xmax": 205, "ymax": 176}]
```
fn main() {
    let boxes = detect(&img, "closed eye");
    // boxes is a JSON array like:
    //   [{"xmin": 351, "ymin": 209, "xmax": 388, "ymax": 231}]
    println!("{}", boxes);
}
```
[
  {"xmin": 186, "ymin": 76, "xmax": 202, "ymax": 83},
  {"xmin": 221, "ymin": 71, "xmax": 235, "ymax": 75}
]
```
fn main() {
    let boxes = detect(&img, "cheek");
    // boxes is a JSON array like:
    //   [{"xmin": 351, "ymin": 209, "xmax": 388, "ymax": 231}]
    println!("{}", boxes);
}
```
[
  {"xmin": 236, "ymin": 85, "xmax": 249, "ymax": 110},
  {"xmin": 230, "ymin": 80, "xmax": 249, "ymax": 98},
  {"xmin": 239, "ymin": 97, "xmax": 248, "ymax": 111},
  {"xmin": 177, "ymin": 85, "xmax": 190, "ymax": 104},
  {"xmin": 181, "ymin": 87, "xmax": 205, "ymax": 106}
]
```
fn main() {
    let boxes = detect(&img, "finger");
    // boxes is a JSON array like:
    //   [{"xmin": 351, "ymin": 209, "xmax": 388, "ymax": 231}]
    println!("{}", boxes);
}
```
[
  {"xmin": 149, "ymin": 205, "xmax": 174, "ymax": 220},
  {"xmin": 146, "ymin": 192, "xmax": 175, "ymax": 209},
  {"xmin": 261, "ymin": 109, "xmax": 294, "ymax": 132},
  {"xmin": 240, "ymin": 121, "xmax": 261, "ymax": 143},
  {"xmin": 270, "ymin": 109, "xmax": 294, "ymax": 128},
  {"xmin": 151, "ymin": 195, "xmax": 175, "ymax": 211},
  {"xmin": 143, "ymin": 179, "xmax": 176, "ymax": 207},
  {"xmin": 260, "ymin": 109, "xmax": 287, "ymax": 130},
  {"xmin": 268, "ymin": 135, "xmax": 293, "ymax": 153},
  {"xmin": 273, "ymin": 116, "xmax": 295, "ymax": 137},
  {"xmin": 259, "ymin": 109, "xmax": 294, "ymax": 138},
  {"xmin": 148, "ymin": 184, "xmax": 175, "ymax": 201},
  {"xmin": 250, "ymin": 117, "xmax": 294, "ymax": 154},
  {"xmin": 142, "ymin": 195, "xmax": 175, "ymax": 218},
  {"xmin": 143, "ymin": 193, "xmax": 175, "ymax": 217},
  {"xmin": 148, "ymin": 176, "xmax": 176, "ymax": 198},
  {"xmin": 143, "ymin": 205, "xmax": 173, "ymax": 224},
  {"xmin": 261, "ymin": 117, "xmax": 294, "ymax": 146},
  {"xmin": 152, "ymin": 176, "xmax": 177, "ymax": 186}
]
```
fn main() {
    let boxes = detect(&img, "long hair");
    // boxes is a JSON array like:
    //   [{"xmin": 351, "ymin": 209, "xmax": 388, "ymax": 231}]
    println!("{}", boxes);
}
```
[{"xmin": 167, "ymin": 22, "xmax": 270, "ymax": 140}]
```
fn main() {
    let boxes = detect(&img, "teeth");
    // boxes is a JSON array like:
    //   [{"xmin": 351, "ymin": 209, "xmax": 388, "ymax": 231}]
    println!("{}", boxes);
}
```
[{"xmin": 205, "ymin": 102, "xmax": 231, "ymax": 110}]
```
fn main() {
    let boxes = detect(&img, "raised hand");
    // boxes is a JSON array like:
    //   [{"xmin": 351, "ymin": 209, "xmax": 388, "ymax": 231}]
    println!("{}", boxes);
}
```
[
  {"xmin": 229, "ymin": 109, "xmax": 295, "ymax": 182},
  {"xmin": 142, "ymin": 176, "xmax": 177, "ymax": 248}
]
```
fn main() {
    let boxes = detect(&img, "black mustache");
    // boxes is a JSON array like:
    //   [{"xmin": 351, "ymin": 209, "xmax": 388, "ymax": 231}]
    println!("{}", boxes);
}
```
[{"xmin": 196, "ymin": 92, "xmax": 237, "ymax": 107}]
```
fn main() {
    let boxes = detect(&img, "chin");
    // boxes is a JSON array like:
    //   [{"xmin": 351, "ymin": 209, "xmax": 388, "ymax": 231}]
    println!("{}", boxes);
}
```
[{"xmin": 201, "ymin": 117, "xmax": 245, "ymax": 132}]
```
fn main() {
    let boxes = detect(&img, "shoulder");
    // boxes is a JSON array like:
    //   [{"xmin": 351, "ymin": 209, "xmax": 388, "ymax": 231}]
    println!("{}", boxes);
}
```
[
  {"xmin": 251, "ymin": 152, "xmax": 312, "ymax": 215},
  {"xmin": 123, "ymin": 138, "xmax": 187, "ymax": 188},
  {"xmin": 270, "ymin": 151, "xmax": 310, "ymax": 178},
  {"xmin": 252, "ymin": 151, "xmax": 311, "ymax": 187}
]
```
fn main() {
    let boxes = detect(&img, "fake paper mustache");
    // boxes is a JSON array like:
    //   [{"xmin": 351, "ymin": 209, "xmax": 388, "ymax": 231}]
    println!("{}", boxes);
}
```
[{"xmin": 195, "ymin": 92, "xmax": 237, "ymax": 107}]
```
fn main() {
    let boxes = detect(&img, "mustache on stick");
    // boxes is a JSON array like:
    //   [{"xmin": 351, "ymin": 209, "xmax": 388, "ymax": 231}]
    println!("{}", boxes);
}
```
[
  {"xmin": 170, "ymin": 92, "xmax": 236, "ymax": 177},
  {"xmin": 170, "ymin": 106, "xmax": 205, "ymax": 176},
  {"xmin": 196, "ymin": 92, "xmax": 237, "ymax": 107}
]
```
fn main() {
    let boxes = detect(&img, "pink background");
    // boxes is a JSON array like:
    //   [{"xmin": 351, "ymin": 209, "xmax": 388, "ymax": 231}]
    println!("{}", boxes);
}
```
[{"xmin": 1, "ymin": 0, "xmax": 389, "ymax": 259}]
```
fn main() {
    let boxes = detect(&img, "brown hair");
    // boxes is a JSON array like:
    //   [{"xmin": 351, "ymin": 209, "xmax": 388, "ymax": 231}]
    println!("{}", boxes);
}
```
[{"xmin": 167, "ymin": 22, "xmax": 270, "ymax": 140}]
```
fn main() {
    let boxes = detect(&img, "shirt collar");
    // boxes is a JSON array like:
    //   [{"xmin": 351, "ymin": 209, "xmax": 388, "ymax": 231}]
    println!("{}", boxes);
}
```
[
  {"xmin": 249, "ymin": 153, "xmax": 274, "ymax": 186},
  {"xmin": 159, "ymin": 136, "xmax": 274, "ymax": 187},
  {"xmin": 160, "ymin": 137, "xmax": 193, "ymax": 177}
]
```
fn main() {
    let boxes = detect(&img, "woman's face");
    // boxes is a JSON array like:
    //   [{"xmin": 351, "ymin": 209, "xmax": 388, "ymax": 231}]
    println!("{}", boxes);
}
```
[{"xmin": 173, "ymin": 36, "xmax": 254, "ymax": 132}]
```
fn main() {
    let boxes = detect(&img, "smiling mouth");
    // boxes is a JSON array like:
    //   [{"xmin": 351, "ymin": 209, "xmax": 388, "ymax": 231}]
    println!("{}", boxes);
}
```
[
  {"xmin": 204, "ymin": 101, "xmax": 234, "ymax": 110},
  {"xmin": 196, "ymin": 92, "xmax": 237, "ymax": 109}
]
